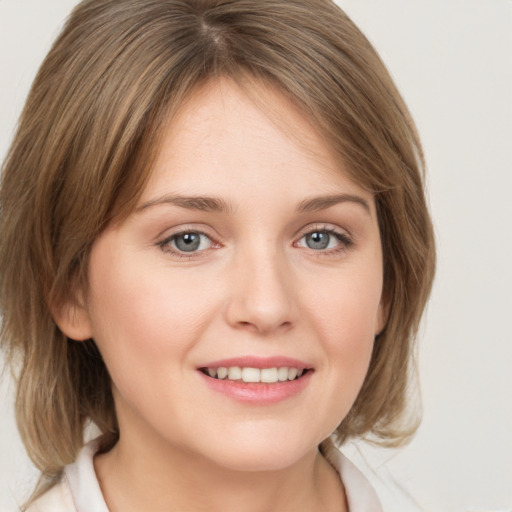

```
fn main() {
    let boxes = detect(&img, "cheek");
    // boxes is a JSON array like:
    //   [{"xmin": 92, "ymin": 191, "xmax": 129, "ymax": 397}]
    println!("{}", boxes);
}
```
[
  {"xmin": 84, "ymin": 259, "xmax": 204, "ymax": 422},
  {"xmin": 85, "ymin": 243, "xmax": 221, "ymax": 379},
  {"xmin": 307, "ymin": 263, "xmax": 383, "ymax": 409},
  {"xmin": 312, "ymin": 263, "xmax": 383, "ymax": 345},
  {"xmin": 320, "ymin": 294, "xmax": 376, "ymax": 386}
]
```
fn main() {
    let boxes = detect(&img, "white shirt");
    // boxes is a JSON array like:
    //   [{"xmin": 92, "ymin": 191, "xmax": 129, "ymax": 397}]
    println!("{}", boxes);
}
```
[{"xmin": 26, "ymin": 438, "xmax": 383, "ymax": 512}]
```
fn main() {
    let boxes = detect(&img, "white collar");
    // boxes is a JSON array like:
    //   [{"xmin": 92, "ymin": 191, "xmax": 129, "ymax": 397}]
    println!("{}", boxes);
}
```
[
  {"xmin": 64, "ymin": 438, "xmax": 109, "ymax": 512},
  {"xmin": 322, "ymin": 440, "xmax": 383, "ymax": 512},
  {"xmin": 63, "ymin": 437, "xmax": 383, "ymax": 512}
]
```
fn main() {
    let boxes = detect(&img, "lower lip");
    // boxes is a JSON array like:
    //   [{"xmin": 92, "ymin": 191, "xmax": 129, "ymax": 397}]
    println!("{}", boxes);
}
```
[{"xmin": 199, "ymin": 371, "xmax": 312, "ymax": 405}]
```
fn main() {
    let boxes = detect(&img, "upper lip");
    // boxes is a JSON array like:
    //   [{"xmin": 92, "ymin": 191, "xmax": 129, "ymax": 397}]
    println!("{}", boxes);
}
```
[{"xmin": 198, "ymin": 356, "xmax": 312, "ymax": 370}]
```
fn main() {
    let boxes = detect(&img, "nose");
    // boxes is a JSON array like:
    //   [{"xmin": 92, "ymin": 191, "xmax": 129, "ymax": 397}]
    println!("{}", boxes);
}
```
[{"xmin": 224, "ymin": 245, "xmax": 296, "ymax": 335}]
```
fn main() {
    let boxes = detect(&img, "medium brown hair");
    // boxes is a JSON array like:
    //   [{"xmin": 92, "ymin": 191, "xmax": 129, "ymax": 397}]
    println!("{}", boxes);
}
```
[{"xmin": 0, "ymin": 0, "xmax": 435, "ymax": 499}]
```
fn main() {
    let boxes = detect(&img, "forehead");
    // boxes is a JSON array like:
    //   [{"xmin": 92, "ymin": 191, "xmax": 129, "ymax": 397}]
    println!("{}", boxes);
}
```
[{"xmin": 140, "ymin": 77, "xmax": 374, "ymax": 208}]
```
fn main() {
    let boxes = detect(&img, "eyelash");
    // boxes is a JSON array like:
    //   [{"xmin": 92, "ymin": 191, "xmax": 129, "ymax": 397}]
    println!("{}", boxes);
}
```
[
  {"xmin": 294, "ymin": 225, "xmax": 354, "ymax": 256},
  {"xmin": 158, "ymin": 229, "xmax": 217, "ymax": 260},
  {"xmin": 157, "ymin": 225, "xmax": 353, "ymax": 260}
]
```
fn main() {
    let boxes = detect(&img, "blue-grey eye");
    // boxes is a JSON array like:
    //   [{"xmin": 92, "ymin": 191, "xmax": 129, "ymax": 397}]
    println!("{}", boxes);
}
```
[
  {"xmin": 297, "ymin": 230, "xmax": 348, "ymax": 251},
  {"xmin": 171, "ymin": 232, "xmax": 211, "ymax": 252},
  {"xmin": 304, "ymin": 231, "xmax": 331, "ymax": 250}
]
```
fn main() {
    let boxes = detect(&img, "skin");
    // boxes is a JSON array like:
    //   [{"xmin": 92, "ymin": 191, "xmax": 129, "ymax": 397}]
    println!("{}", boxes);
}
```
[{"xmin": 58, "ymin": 78, "xmax": 385, "ymax": 512}]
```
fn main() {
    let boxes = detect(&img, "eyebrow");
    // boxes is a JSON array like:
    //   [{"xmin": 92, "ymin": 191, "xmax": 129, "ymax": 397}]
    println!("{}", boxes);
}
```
[
  {"xmin": 296, "ymin": 194, "xmax": 371, "ymax": 214},
  {"xmin": 137, "ymin": 193, "xmax": 371, "ymax": 215},
  {"xmin": 137, "ymin": 194, "xmax": 235, "ymax": 214}
]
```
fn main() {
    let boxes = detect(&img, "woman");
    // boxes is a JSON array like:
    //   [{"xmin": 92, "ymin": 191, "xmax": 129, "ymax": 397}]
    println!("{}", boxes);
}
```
[{"xmin": 0, "ymin": 0, "xmax": 435, "ymax": 510}]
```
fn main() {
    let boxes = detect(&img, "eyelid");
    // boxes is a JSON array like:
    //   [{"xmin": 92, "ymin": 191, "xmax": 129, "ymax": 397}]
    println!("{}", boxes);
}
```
[
  {"xmin": 294, "ymin": 222, "xmax": 352, "ymax": 240},
  {"xmin": 155, "ymin": 223, "xmax": 220, "ymax": 244}
]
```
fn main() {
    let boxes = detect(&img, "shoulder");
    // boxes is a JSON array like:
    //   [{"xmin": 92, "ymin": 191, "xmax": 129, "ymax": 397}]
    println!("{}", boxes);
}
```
[{"xmin": 24, "ymin": 479, "xmax": 76, "ymax": 512}]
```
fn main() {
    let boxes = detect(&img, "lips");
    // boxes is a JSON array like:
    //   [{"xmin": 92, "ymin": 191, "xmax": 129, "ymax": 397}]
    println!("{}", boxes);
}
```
[{"xmin": 197, "ymin": 356, "xmax": 313, "ymax": 404}]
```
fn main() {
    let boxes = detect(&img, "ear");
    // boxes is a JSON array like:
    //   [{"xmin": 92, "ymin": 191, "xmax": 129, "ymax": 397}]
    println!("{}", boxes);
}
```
[
  {"xmin": 51, "ymin": 296, "xmax": 93, "ymax": 341},
  {"xmin": 375, "ymin": 296, "xmax": 390, "ymax": 336}
]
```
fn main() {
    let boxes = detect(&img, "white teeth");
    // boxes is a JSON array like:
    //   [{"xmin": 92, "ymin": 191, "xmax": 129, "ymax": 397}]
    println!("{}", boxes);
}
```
[
  {"xmin": 228, "ymin": 366, "xmax": 242, "ymax": 380},
  {"xmin": 242, "ymin": 367, "xmax": 260, "ymax": 382},
  {"xmin": 205, "ymin": 366, "xmax": 306, "ymax": 383},
  {"xmin": 287, "ymin": 368, "xmax": 298, "ymax": 380},
  {"xmin": 260, "ymin": 368, "xmax": 278, "ymax": 383},
  {"xmin": 277, "ymin": 367, "xmax": 289, "ymax": 381},
  {"xmin": 217, "ymin": 367, "xmax": 228, "ymax": 379}
]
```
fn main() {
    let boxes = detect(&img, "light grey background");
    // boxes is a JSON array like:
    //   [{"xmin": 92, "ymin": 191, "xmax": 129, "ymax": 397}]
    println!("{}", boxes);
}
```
[{"xmin": 1, "ymin": 1, "xmax": 511, "ymax": 511}]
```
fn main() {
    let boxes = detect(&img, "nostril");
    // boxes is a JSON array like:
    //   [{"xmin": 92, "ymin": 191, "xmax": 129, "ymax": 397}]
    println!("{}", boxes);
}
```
[
  {"xmin": 234, "ymin": 319, "xmax": 293, "ymax": 335},
  {"xmin": 224, "ymin": 274, "xmax": 296, "ymax": 334}
]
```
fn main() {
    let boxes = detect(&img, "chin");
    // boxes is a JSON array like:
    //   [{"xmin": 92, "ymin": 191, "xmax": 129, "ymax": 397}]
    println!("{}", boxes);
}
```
[
  {"xmin": 196, "ymin": 429, "xmax": 322, "ymax": 473},
  {"xmin": 210, "ymin": 450, "xmax": 307, "ymax": 473}
]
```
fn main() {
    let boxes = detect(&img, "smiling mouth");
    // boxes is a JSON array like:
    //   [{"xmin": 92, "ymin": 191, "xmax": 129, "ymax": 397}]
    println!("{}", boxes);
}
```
[{"xmin": 199, "ymin": 366, "xmax": 311, "ymax": 383}]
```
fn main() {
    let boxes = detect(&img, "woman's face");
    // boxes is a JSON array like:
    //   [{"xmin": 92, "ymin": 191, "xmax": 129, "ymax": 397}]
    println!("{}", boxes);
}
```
[{"xmin": 65, "ymin": 78, "xmax": 385, "ymax": 471}]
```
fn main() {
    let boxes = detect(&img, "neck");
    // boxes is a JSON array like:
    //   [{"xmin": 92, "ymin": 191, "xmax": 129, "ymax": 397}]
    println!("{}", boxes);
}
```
[{"xmin": 94, "ymin": 433, "xmax": 347, "ymax": 512}]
